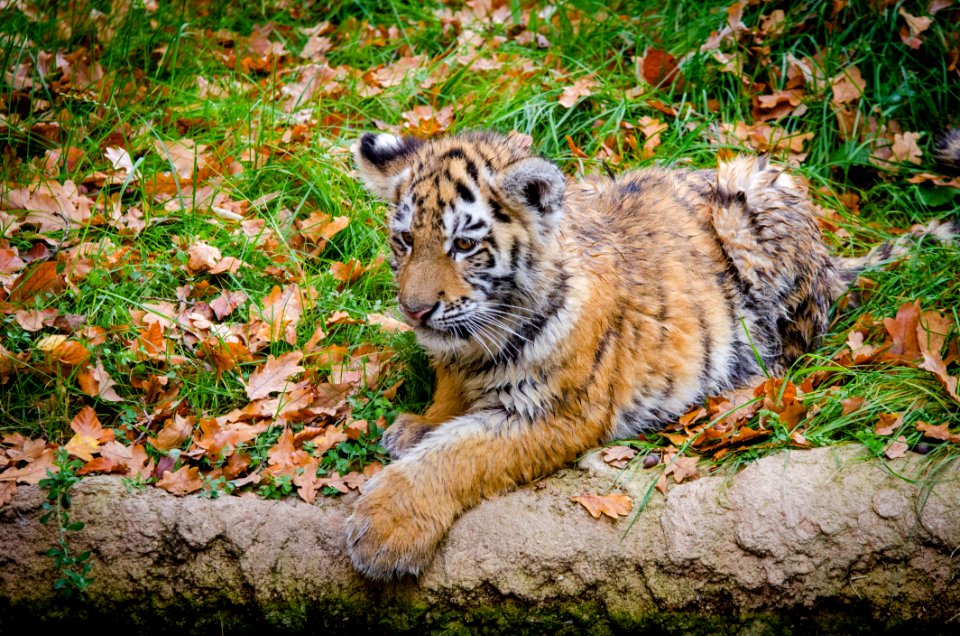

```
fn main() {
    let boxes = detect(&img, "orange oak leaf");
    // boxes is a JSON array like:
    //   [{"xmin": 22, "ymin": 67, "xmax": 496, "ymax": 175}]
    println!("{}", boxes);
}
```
[
  {"xmin": 571, "ymin": 492, "xmax": 633, "ymax": 519},
  {"xmin": 70, "ymin": 406, "xmax": 115, "ymax": 442},
  {"xmin": 558, "ymin": 76, "xmax": 597, "ymax": 108},
  {"xmin": 77, "ymin": 360, "xmax": 123, "ymax": 402},
  {"xmin": 64, "ymin": 434, "xmax": 100, "ymax": 462},
  {"xmin": 916, "ymin": 421, "xmax": 960, "ymax": 443},
  {"xmin": 0, "ymin": 447, "xmax": 57, "ymax": 485},
  {"xmin": 156, "ymin": 465, "xmax": 203, "ymax": 495},
  {"xmin": 875, "ymin": 412, "xmax": 903, "ymax": 436},
  {"xmin": 0, "ymin": 481, "xmax": 16, "ymax": 508},
  {"xmin": 77, "ymin": 457, "xmax": 120, "ymax": 475},
  {"xmin": 186, "ymin": 241, "xmax": 222, "ymax": 273},
  {"xmin": 602, "ymin": 445, "xmax": 637, "ymax": 468},
  {"xmin": 831, "ymin": 65, "xmax": 866, "ymax": 106},
  {"xmin": 9, "ymin": 261, "xmax": 63, "ymax": 304},
  {"xmin": 266, "ymin": 428, "xmax": 311, "ymax": 478},
  {"xmin": 884, "ymin": 436, "xmax": 909, "ymax": 459},
  {"xmin": 150, "ymin": 414, "xmax": 194, "ymax": 451},
  {"xmin": 920, "ymin": 351, "xmax": 960, "ymax": 403},
  {"xmin": 194, "ymin": 418, "xmax": 268, "ymax": 458},
  {"xmin": 883, "ymin": 301, "xmax": 921, "ymax": 359},
  {"xmin": 244, "ymin": 351, "xmax": 305, "ymax": 400},
  {"xmin": 366, "ymin": 312, "xmax": 412, "ymax": 333}
]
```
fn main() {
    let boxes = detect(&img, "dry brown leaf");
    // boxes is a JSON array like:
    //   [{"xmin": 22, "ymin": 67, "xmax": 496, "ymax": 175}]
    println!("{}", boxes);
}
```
[
  {"xmin": 639, "ymin": 49, "xmax": 679, "ymax": 86},
  {"xmin": 151, "ymin": 414, "xmax": 194, "ymax": 451},
  {"xmin": 841, "ymin": 396, "xmax": 866, "ymax": 416},
  {"xmin": 77, "ymin": 457, "xmax": 121, "ymax": 475},
  {"xmin": 366, "ymin": 312, "xmax": 412, "ymax": 333},
  {"xmin": 920, "ymin": 351, "xmax": 960, "ymax": 403},
  {"xmin": 884, "ymin": 436, "xmax": 909, "ymax": 459},
  {"xmin": 890, "ymin": 132, "xmax": 923, "ymax": 165},
  {"xmin": 244, "ymin": 351, "xmax": 305, "ymax": 400},
  {"xmin": 186, "ymin": 241, "xmax": 223, "ymax": 273},
  {"xmin": 571, "ymin": 492, "xmax": 633, "ymax": 519},
  {"xmin": 77, "ymin": 360, "xmax": 123, "ymax": 402},
  {"xmin": 875, "ymin": 412, "xmax": 903, "ymax": 436},
  {"xmin": 70, "ymin": 406, "xmax": 114, "ymax": 442},
  {"xmin": 831, "ymin": 65, "xmax": 866, "ymax": 106},
  {"xmin": 210, "ymin": 290, "xmax": 248, "ymax": 320},
  {"xmin": 14, "ymin": 308, "xmax": 55, "ymax": 332},
  {"xmin": 9, "ymin": 261, "xmax": 63, "ymax": 305},
  {"xmin": 916, "ymin": 421, "xmax": 960, "ymax": 443},
  {"xmin": 601, "ymin": 445, "xmax": 637, "ymax": 468},
  {"xmin": 0, "ymin": 481, "xmax": 16, "ymax": 508},
  {"xmin": 665, "ymin": 455, "xmax": 700, "ymax": 483},
  {"xmin": 156, "ymin": 465, "xmax": 203, "ymax": 495},
  {"xmin": 883, "ymin": 301, "xmax": 921, "ymax": 359},
  {"xmin": 559, "ymin": 76, "xmax": 598, "ymax": 109},
  {"xmin": 0, "ymin": 447, "xmax": 56, "ymax": 484}
]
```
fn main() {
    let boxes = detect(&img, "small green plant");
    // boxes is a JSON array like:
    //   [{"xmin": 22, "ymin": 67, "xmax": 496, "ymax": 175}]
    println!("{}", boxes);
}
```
[
  {"xmin": 201, "ymin": 474, "xmax": 235, "ymax": 499},
  {"xmin": 256, "ymin": 474, "xmax": 294, "ymax": 499},
  {"xmin": 38, "ymin": 447, "xmax": 94, "ymax": 597}
]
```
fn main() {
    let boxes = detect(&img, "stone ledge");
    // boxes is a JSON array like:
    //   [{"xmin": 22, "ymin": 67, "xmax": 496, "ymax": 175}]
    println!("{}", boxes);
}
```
[{"xmin": 1, "ymin": 444, "xmax": 958, "ymax": 634}]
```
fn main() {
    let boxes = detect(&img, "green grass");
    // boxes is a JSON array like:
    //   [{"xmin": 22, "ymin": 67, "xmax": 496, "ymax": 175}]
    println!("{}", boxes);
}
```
[{"xmin": 1, "ymin": 0, "xmax": 958, "ymax": 496}]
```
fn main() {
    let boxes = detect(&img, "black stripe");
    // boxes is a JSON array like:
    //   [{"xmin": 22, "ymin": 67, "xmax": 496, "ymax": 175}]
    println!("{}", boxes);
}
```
[
  {"xmin": 457, "ymin": 181, "xmax": 476, "ymax": 204},
  {"xmin": 489, "ymin": 198, "xmax": 511, "ymax": 223}
]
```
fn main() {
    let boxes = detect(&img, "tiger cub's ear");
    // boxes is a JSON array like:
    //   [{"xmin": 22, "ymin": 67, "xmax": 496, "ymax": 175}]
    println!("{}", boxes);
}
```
[
  {"xmin": 497, "ymin": 157, "xmax": 566, "ymax": 229},
  {"xmin": 353, "ymin": 133, "xmax": 423, "ymax": 201}
]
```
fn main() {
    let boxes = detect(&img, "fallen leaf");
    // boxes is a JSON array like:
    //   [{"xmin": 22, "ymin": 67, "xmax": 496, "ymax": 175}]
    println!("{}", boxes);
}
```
[
  {"xmin": 70, "ymin": 406, "xmax": 114, "ymax": 442},
  {"xmin": 884, "ymin": 436, "xmax": 909, "ymax": 459},
  {"xmin": 366, "ymin": 312, "xmax": 412, "ymax": 333},
  {"xmin": 156, "ymin": 465, "xmax": 204, "ymax": 495},
  {"xmin": 875, "ymin": 412, "xmax": 903, "ymax": 436},
  {"xmin": 151, "ymin": 414, "xmax": 194, "ymax": 451},
  {"xmin": 571, "ymin": 492, "xmax": 633, "ymax": 519},
  {"xmin": 9, "ymin": 261, "xmax": 63, "ymax": 304},
  {"xmin": 602, "ymin": 445, "xmax": 637, "ymax": 468},
  {"xmin": 559, "ymin": 76, "xmax": 598, "ymax": 108},
  {"xmin": 77, "ymin": 457, "xmax": 120, "ymax": 475},
  {"xmin": 640, "ymin": 49, "xmax": 679, "ymax": 86},
  {"xmin": 890, "ymin": 132, "xmax": 922, "ymax": 165},
  {"xmin": 0, "ymin": 481, "xmax": 16, "ymax": 508},
  {"xmin": 920, "ymin": 350, "xmax": 960, "ymax": 403},
  {"xmin": 916, "ymin": 421, "xmax": 960, "ymax": 442},
  {"xmin": 841, "ymin": 396, "xmax": 866, "ymax": 416},
  {"xmin": 77, "ymin": 360, "xmax": 123, "ymax": 402},
  {"xmin": 0, "ymin": 447, "xmax": 56, "ymax": 484},
  {"xmin": 244, "ymin": 351, "xmax": 305, "ymax": 400},
  {"xmin": 64, "ymin": 434, "xmax": 100, "ymax": 462},
  {"xmin": 831, "ymin": 65, "xmax": 866, "ymax": 106},
  {"xmin": 883, "ymin": 301, "xmax": 921, "ymax": 359},
  {"xmin": 186, "ymin": 241, "xmax": 223, "ymax": 273},
  {"xmin": 665, "ymin": 455, "xmax": 700, "ymax": 483}
]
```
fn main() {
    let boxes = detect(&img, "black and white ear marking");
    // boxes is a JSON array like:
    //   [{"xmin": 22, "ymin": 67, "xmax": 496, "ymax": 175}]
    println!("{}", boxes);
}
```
[
  {"xmin": 354, "ymin": 133, "xmax": 423, "ymax": 201},
  {"xmin": 497, "ymin": 157, "xmax": 566, "ymax": 225}
]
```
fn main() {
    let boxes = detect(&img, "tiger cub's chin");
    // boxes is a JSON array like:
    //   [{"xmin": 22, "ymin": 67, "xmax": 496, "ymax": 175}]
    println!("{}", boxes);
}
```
[{"xmin": 344, "ymin": 129, "xmax": 955, "ymax": 582}]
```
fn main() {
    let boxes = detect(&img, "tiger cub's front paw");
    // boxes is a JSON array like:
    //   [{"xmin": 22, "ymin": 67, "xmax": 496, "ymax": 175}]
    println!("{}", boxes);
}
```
[
  {"xmin": 381, "ymin": 413, "xmax": 434, "ymax": 459},
  {"xmin": 346, "ymin": 465, "xmax": 449, "ymax": 580}
]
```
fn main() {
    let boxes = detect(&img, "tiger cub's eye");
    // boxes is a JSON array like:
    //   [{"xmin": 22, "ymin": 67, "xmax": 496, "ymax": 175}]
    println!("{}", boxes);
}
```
[{"xmin": 453, "ymin": 237, "xmax": 477, "ymax": 252}]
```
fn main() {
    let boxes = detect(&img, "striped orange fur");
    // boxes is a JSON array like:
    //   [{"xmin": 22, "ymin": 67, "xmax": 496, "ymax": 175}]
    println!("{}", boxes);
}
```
[{"xmin": 346, "ymin": 130, "xmax": 957, "ymax": 580}]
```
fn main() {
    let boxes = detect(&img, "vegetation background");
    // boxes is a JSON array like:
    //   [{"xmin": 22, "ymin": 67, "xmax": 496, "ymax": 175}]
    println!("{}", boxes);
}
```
[{"xmin": 1, "ymin": 0, "xmax": 959, "ymax": 588}]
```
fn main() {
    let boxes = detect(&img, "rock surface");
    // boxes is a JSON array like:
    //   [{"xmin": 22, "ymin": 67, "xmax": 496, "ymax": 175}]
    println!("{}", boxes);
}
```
[{"xmin": 1, "ymin": 444, "xmax": 959, "ymax": 634}]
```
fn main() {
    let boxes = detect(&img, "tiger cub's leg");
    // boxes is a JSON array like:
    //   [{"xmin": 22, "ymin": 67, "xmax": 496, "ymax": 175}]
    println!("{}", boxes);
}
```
[
  {"xmin": 347, "ymin": 409, "xmax": 609, "ymax": 580},
  {"xmin": 381, "ymin": 366, "xmax": 466, "ymax": 459}
]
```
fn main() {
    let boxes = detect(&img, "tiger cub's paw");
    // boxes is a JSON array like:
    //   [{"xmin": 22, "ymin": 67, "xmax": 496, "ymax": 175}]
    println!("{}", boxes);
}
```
[
  {"xmin": 381, "ymin": 413, "xmax": 434, "ymax": 459},
  {"xmin": 346, "ymin": 465, "xmax": 448, "ymax": 580}
]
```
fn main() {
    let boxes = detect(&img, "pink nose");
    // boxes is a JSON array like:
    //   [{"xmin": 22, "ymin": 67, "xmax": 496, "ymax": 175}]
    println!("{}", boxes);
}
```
[{"xmin": 402, "ymin": 302, "xmax": 436, "ymax": 321}]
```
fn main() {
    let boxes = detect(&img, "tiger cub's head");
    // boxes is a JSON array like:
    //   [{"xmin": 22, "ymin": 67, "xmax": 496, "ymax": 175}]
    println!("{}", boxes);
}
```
[{"xmin": 354, "ymin": 131, "xmax": 566, "ymax": 356}]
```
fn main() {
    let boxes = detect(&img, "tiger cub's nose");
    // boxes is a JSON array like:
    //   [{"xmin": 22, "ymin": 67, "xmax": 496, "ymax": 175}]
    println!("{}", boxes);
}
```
[{"xmin": 401, "ymin": 302, "xmax": 438, "ymax": 322}]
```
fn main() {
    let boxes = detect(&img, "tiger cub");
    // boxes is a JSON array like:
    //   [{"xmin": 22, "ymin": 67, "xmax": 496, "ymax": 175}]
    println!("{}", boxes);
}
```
[{"xmin": 344, "ymin": 130, "xmax": 916, "ymax": 580}]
